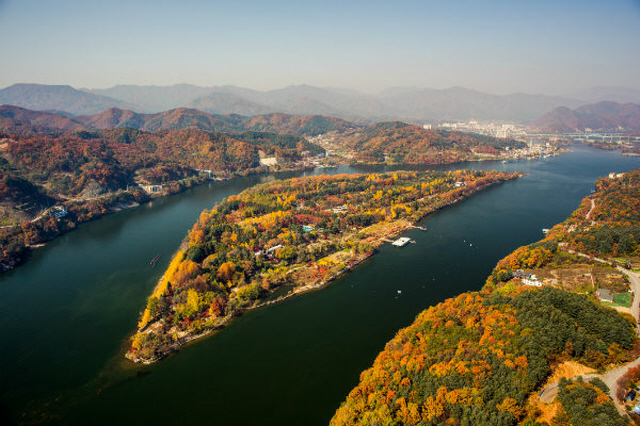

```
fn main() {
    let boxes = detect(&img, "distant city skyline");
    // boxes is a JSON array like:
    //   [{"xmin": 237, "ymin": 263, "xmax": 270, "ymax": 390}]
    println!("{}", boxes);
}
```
[{"xmin": 1, "ymin": 0, "xmax": 639, "ymax": 95}]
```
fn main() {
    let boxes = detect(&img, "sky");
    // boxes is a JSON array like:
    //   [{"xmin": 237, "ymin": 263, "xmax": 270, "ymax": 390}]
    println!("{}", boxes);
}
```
[{"xmin": 0, "ymin": 0, "xmax": 639, "ymax": 95}]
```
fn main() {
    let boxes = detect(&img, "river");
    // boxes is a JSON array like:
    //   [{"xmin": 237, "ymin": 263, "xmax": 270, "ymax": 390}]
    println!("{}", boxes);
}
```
[{"xmin": 0, "ymin": 145, "xmax": 638, "ymax": 425}]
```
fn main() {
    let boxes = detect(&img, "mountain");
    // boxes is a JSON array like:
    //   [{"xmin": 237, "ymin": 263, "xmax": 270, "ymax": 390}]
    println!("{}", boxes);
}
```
[
  {"xmin": 0, "ymin": 105, "xmax": 85, "ymax": 133},
  {"xmin": 337, "ymin": 121, "xmax": 525, "ymax": 163},
  {"xmin": 189, "ymin": 92, "xmax": 275, "ymax": 116},
  {"xmin": 76, "ymin": 107, "xmax": 235, "ymax": 132},
  {"xmin": 378, "ymin": 86, "xmax": 583, "ymax": 121},
  {"xmin": 0, "ymin": 105, "xmax": 357, "ymax": 137},
  {"xmin": 241, "ymin": 113, "xmax": 355, "ymax": 136},
  {"xmin": 568, "ymin": 86, "xmax": 640, "ymax": 104},
  {"xmin": 0, "ymin": 84, "xmax": 137, "ymax": 115},
  {"xmin": 529, "ymin": 101, "xmax": 640, "ymax": 132},
  {"xmin": 83, "ymin": 83, "xmax": 584, "ymax": 122},
  {"xmin": 85, "ymin": 84, "xmax": 214, "ymax": 112},
  {"xmin": 15, "ymin": 82, "xmax": 640, "ymax": 122}
]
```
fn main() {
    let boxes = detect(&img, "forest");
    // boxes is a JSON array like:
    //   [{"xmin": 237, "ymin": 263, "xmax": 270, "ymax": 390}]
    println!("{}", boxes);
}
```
[
  {"xmin": 334, "ymin": 121, "xmax": 526, "ymax": 164},
  {"xmin": 128, "ymin": 169, "xmax": 519, "ymax": 362},
  {"xmin": 330, "ymin": 287, "xmax": 635, "ymax": 426},
  {"xmin": 0, "ymin": 127, "xmax": 323, "ymax": 272}
]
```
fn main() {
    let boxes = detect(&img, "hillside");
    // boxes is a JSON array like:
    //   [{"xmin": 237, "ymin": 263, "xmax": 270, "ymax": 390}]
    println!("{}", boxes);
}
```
[
  {"xmin": 127, "ymin": 170, "xmax": 519, "ymax": 363},
  {"xmin": 0, "ymin": 84, "xmax": 137, "ymax": 115},
  {"xmin": 0, "ymin": 105, "xmax": 358, "ymax": 137},
  {"xmin": 0, "ymin": 105, "xmax": 85, "ymax": 133},
  {"xmin": 331, "ymin": 170, "xmax": 640, "ymax": 426},
  {"xmin": 241, "ymin": 113, "xmax": 356, "ymax": 136},
  {"xmin": 331, "ymin": 287, "xmax": 633, "ymax": 426},
  {"xmin": 529, "ymin": 102, "xmax": 640, "ymax": 133},
  {"xmin": 188, "ymin": 91, "xmax": 276, "ymax": 116},
  {"xmin": 487, "ymin": 169, "xmax": 640, "ymax": 294},
  {"xmin": 0, "ymin": 127, "xmax": 322, "ymax": 272},
  {"xmin": 329, "ymin": 121, "xmax": 526, "ymax": 164},
  {"xmin": 76, "ymin": 107, "xmax": 235, "ymax": 132}
]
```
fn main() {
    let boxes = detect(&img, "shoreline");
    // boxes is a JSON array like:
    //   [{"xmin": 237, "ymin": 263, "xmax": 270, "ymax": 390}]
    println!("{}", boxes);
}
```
[
  {"xmin": 0, "ymin": 164, "xmax": 315, "ymax": 274},
  {"xmin": 126, "ymin": 175, "xmax": 519, "ymax": 364}
]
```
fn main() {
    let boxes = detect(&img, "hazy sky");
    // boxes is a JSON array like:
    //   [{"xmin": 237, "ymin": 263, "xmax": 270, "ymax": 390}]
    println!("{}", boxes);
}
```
[{"xmin": 1, "ymin": 0, "xmax": 639, "ymax": 95}]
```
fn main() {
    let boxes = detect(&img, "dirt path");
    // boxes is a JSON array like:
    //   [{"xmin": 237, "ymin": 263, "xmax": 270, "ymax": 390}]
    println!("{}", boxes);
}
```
[
  {"xmin": 585, "ymin": 198, "xmax": 596, "ymax": 223},
  {"xmin": 537, "ymin": 247, "xmax": 640, "ymax": 415}
]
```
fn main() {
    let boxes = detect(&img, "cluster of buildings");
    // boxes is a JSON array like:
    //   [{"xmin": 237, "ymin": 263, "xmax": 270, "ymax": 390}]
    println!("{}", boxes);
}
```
[
  {"xmin": 428, "ymin": 120, "xmax": 528, "ymax": 139},
  {"xmin": 514, "ymin": 270, "xmax": 542, "ymax": 287}
]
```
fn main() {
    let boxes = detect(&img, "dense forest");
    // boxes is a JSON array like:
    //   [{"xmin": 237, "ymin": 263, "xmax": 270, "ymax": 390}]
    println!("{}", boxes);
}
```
[
  {"xmin": 334, "ymin": 121, "xmax": 526, "ymax": 164},
  {"xmin": 330, "ymin": 287, "xmax": 634, "ymax": 426},
  {"xmin": 0, "ymin": 127, "xmax": 323, "ymax": 271},
  {"xmin": 554, "ymin": 377, "xmax": 627, "ymax": 426},
  {"xmin": 128, "ymin": 170, "xmax": 519, "ymax": 362}
]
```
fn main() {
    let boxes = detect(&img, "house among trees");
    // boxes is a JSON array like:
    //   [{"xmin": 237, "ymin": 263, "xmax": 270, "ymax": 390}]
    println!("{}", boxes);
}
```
[
  {"xmin": 522, "ymin": 274, "xmax": 542, "ymax": 287},
  {"xmin": 49, "ymin": 205, "xmax": 68, "ymax": 219},
  {"xmin": 595, "ymin": 288, "xmax": 613, "ymax": 303},
  {"xmin": 139, "ymin": 184, "xmax": 163, "ymax": 194}
]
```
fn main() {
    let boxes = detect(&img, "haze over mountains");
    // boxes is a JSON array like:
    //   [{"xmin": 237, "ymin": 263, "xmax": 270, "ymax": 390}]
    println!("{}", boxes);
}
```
[
  {"xmin": 529, "ymin": 101, "xmax": 640, "ymax": 133},
  {"xmin": 3, "ymin": 83, "xmax": 640, "ymax": 123}
]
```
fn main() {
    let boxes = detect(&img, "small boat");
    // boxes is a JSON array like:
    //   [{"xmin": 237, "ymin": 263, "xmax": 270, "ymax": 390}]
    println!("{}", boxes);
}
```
[{"xmin": 149, "ymin": 254, "xmax": 162, "ymax": 267}]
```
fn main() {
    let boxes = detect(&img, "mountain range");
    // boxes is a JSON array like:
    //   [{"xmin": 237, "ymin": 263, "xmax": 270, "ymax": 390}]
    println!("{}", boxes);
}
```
[
  {"xmin": 0, "ymin": 105, "xmax": 357, "ymax": 136},
  {"xmin": 528, "ymin": 101, "xmax": 640, "ymax": 133},
  {"xmin": 3, "ymin": 83, "xmax": 639, "ymax": 122}
]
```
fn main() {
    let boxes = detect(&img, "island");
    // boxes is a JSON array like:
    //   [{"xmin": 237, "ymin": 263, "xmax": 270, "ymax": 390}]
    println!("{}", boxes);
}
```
[
  {"xmin": 127, "ymin": 169, "xmax": 520, "ymax": 363},
  {"xmin": 331, "ymin": 169, "xmax": 640, "ymax": 426}
]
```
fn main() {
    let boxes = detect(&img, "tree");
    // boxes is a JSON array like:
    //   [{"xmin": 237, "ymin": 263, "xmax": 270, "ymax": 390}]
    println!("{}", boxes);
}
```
[{"xmin": 217, "ymin": 261, "xmax": 236, "ymax": 284}]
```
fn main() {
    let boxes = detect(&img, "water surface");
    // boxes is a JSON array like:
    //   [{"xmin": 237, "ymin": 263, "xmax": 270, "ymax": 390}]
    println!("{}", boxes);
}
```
[{"xmin": 0, "ymin": 145, "xmax": 637, "ymax": 425}]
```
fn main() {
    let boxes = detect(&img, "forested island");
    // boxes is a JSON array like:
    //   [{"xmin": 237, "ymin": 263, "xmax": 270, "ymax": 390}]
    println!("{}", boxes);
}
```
[
  {"xmin": 127, "ymin": 169, "xmax": 519, "ymax": 363},
  {"xmin": 331, "ymin": 169, "xmax": 640, "ymax": 426}
]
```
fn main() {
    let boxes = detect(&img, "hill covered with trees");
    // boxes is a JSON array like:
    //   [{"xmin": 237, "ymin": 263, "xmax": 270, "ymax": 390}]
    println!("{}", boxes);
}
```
[
  {"xmin": 330, "ymin": 287, "xmax": 634, "ymax": 426},
  {"xmin": 327, "ymin": 121, "xmax": 526, "ymax": 164},
  {"xmin": 0, "ymin": 105, "xmax": 358, "ymax": 137},
  {"xmin": 529, "ymin": 101, "xmax": 640, "ymax": 133}
]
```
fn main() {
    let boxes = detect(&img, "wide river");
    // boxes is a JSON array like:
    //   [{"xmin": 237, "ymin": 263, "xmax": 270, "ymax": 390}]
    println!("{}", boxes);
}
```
[{"xmin": 0, "ymin": 145, "xmax": 638, "ymax": 425}]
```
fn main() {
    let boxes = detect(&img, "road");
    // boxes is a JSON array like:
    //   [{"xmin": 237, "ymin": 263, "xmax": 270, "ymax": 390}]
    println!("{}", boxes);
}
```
[{"xmin": 538, "ymin": 246, "xmax": 640, "ymax": 415}]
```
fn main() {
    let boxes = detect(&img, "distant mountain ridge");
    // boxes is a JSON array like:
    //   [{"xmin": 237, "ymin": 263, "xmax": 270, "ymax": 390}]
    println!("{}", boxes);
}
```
[
  {"xmin": 0, "ymin": 84, "xmax": 136, "ymax": 115},
  {"xmin": 4, "ymin": 83, "xmax": 640, "ymax": 122},
  {"xmin": 529, "ymin": 101, "xmax": 640, "ymax": 133},
  {"xmin": 0, "ymin": 105, "xmax": 357, "ymax": 137}
]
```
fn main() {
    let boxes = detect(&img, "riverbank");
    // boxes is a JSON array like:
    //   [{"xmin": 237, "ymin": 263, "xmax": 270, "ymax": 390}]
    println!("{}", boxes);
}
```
[
  {"xmin": 126, "ymin": 170, "xmax": 521, "ymax": 364},
  {"xmin": 0, "ymin": 163, "xmax": 316, "ymax": 274}
]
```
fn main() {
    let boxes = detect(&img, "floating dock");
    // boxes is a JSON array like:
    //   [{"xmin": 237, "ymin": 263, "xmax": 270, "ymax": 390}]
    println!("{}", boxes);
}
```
[{"xmin": 392, "ymin": 237, "xmax": 412, "ymax": 247}]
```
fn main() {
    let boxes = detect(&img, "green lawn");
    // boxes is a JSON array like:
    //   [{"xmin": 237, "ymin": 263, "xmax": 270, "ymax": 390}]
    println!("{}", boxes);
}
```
[{"xmin": 613, "ymin": 293, "xmax": 632, "ymax": 308}]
